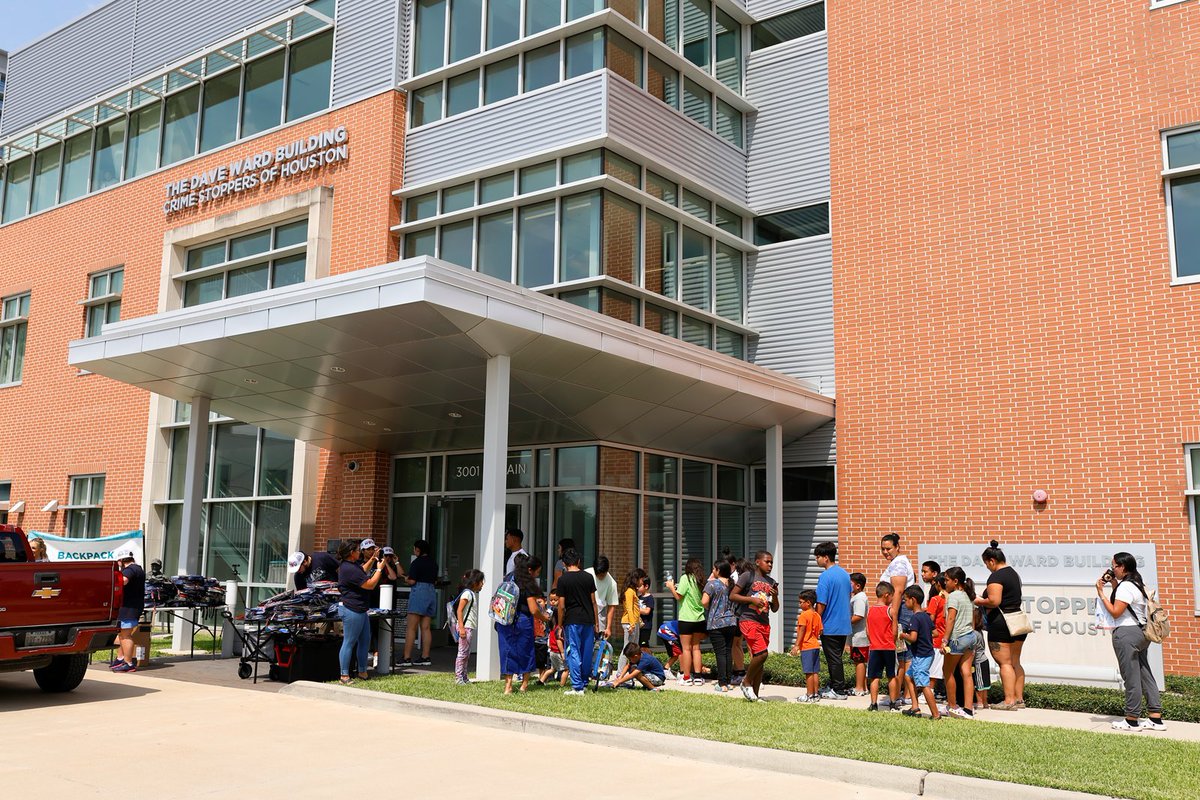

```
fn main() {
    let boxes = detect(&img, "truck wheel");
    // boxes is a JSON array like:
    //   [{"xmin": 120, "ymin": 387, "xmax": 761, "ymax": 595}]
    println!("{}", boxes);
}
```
[{"xmin": 33, "ymin": 654, "xmax": 90, "ymax": 693}]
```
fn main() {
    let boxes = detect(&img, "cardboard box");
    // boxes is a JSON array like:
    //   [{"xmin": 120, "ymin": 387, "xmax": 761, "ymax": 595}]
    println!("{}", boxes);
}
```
[{"xmin": 132, "ymin": 621, "xmax": 152, "ymax": 667}]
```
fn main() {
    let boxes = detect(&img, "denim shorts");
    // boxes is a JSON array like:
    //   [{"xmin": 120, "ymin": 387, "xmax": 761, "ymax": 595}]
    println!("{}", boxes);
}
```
[
  {"xmin": 947, "ymin": 630, "xmax": 977, "ymax": 655},
  {"xmin": 407, "ymin": 582, "xmax": 437, "ymax": 617},
  {"xmin": 908, "ymin": 655, "xmax": 933, "ymax": 688},
  {"xmin": 800, "ymin": 648, "xmax": 821, "ymax": 673}
]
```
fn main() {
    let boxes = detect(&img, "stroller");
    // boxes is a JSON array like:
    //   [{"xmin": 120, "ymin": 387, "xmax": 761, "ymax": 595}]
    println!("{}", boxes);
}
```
[{"xmin": 591, "ymin": 638, "xmax": 614, "ymax": 692}]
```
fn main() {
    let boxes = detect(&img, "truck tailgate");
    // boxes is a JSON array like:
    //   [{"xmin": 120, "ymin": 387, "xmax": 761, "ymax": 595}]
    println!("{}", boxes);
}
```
[{"xmin": 2, "ymin": 563, "xmax": 118, "ymax": 628}]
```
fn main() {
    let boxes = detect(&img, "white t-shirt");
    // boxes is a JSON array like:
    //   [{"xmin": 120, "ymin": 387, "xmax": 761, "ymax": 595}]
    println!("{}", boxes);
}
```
[
  {"xmin": 880, "ymin": 554, "xmax": 914, "ymax": 588},
  {"xmin": 457, "ymin": 589, "xmax": 479, "ymax": 630},
  {"xmin": 586, "ymin": 568, "xmax": 620, "ymax": 624},
  {"xmin": 505, "ymin": 548, "xmax": 528, "ymax": 577},
  {"xmin": 1112, "ymin": 581, "xmax": 1147, "ymax": 628},
  {"xmin": 850, "ymin": 591, "xmax": 869, "ymax": 648}
]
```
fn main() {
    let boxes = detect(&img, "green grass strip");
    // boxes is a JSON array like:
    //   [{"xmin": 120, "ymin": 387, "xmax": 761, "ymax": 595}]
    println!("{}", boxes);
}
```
[{"xmin": 353, "ymin": 673, "xmax": 1198, "ymax": 800}]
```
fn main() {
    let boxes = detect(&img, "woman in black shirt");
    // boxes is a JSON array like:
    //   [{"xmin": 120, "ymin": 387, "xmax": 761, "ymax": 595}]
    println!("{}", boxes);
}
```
[
  {"xmin": 973, "ymin": 540, "xmax": 1026, "ymax": 710},
  {"xmin": 400, "ymin": 540, "xmax": 439, "ymax": 668},
  {"xmin": 337, "ymin": 540, "xmax": 387, "ymax": 684}
]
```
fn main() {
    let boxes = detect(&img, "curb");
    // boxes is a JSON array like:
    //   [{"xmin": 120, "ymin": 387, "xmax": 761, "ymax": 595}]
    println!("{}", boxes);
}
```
[{"xmin": 280, "ymin": 682, "xmax": 1117, "ymax": 800}]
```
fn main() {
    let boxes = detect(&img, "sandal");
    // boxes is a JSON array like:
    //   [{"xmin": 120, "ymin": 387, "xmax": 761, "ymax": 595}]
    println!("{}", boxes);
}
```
[
  {"xmin": 338, "ymin": 676, "xmax": 353, "ymax": 685},
  {"xmin": 357, "ymin": 673, "xmax": 370, "ymax": 680},
  {"xmin": 1013, "ymin": 700, "xmax": 1026, "ymax": 709},
  {"xmin": 991, "ymin": 701, "xmax": 1018, "ymax": 711}
]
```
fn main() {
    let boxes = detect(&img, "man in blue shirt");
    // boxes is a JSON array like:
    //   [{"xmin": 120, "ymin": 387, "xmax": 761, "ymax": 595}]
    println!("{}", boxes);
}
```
[{"xmin": 814, "ymin": 541, "xmax": 853, "ymax": 698}]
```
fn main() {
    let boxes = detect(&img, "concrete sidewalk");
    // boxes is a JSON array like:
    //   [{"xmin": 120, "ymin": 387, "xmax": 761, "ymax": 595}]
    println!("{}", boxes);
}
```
[{"xmin": 665, "ymin": 673, "xmax": 1200, "ymax": 742}]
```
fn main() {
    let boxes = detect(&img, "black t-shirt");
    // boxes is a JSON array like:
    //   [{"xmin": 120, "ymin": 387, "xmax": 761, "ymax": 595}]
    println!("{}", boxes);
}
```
[
  {"xmin": 985, "ymin": 565, "xmax": 1023, "ymax": 626},
  {"xmin": 640, "ymin": 593, "xmax": 655, "ymax": 631},
  {"xmin": 734, "ymin": 570, "xmax": 777, "ymax": 625},
  {"xmin": 338, "ymin": 559, "xmax": 371, "ymax": 613},
  {"xmin": 307, "ymin": 552, "xmax": 339, "ymax": 583},
  {"xmin": 904, "ymin": 610, "xmax": 935, "ymax": 657},
  {"xmin": 517, "ymin": 583, "xmax": 543, "ymax": 618},
  {"xmin": 557, "ymin": 569, "xmax": 596, "ymax": 627},
  {"xmin": 408, "ymin": 555, "xmax": 438, "ymax": 585},
  {"xmin": 121, "ymin": 563, "xmax": 146, "ymax": 613}
]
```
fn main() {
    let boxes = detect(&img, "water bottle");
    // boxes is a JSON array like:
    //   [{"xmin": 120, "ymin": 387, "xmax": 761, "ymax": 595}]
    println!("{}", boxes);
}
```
[{"xmin": 664, "ymin": 571, "xmax": 674, "ymax": 585}]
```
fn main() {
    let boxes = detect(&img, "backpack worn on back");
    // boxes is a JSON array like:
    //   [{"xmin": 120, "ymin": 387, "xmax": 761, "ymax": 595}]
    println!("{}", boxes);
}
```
[
  {"xmin": 1143, "ymin": 590, "xmax": 1170, "ymax": 644},
  {"xmin": 445, "ymin": 590, "xmax": 473, "ymax": 642},
  {"xmin": 489, "ymin": 579, "xmax": 520, "ymax": 626}
]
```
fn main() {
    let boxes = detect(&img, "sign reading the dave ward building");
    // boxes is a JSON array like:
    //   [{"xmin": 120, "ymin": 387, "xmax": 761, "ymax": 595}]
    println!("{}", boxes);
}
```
[{"xmin": 163, "ymin": 125, "xmax": 349, "ymax": 215}]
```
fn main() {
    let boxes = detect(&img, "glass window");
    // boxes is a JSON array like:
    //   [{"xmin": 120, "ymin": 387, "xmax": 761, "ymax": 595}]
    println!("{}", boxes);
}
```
[
  {"xmin": 413, "ymin": 84, "xmax": 444, "ymax": 126},
  {"xmin": 404, "ymin": 228, "xmax": 437, "ymax": 258},
  {"xmin": 600, "ymin": 287, "xmax": 638, "ymax": 323},
  {"xmin": 716, "ymin": 99, "xmax": 743, "ymax": 147},
  {"xmin": 162, "ymin": 86, "xmax": 201, "ymax": 166},
  {"xmin": 717, "ymin": 503, "xmax": 744, "ymax": 558},
  {"xmin": 393, "ymin": 457, "xmax": 428, "ymax": 493},
  {"xmin": 188, "ymin": 242, "xmax": 227, "ymax": 272},
  {"xmin": 681, "ymin": 226, "xmax": 711, "ymax": 310},
  {"xmin": 714, "ymin": 9, "xmax": 741, "ymax": 91},
  {"xmin": 273, "ymin": 255, "xmax": 306, "ymax": 287},
  {"xmin": 275, "ymin": 220, "xmax": 308, "ymax": 248},
  {"xmin": 126, "ymin": 103, "xmax": 162, "ymax": 178},
  {"xmin": 478, "ymin": 210, "xmax": 515, "ymax": 280},
  {"xmin": 751, "ymin": 3, "xmax": 826, "ymax": 51},
  {"xmin": 66, "ymin": 475, "xmax": 106, "ymax": 538},
  {"xmin": 286, "ymin": 31, "xmax": 333, "ymax": 121},
  {"xmin": 555, "ymin": 491, "xmax": 598, "ymax": 567},
  {"xmin": 714, "ymin": 242, "xmax": 743, "ymax": 322},
  {"xmin": 715, "ymin": 327, "xmax": 744, "ymax": 359},
  {"xmin": 683, "ymin": 189, "xmax": 710, "ymax": 221},
  {"xmin": 682, "ymin": 0, "xmax": 711, "ymax": 68},
  {"xmin": 415, "ymin": 0, "xmax": 448, "ymax": 74},
  {"xmin": 560, "ymin": 191, "xmax": 602, "ymax": 281},
  {"xmin": 715, "ymin": 204, "xmax": 740, "ymax": 236},
  {"xmin": 440, "ymin": 219, "xmax": 475, "ymax": 268},
  {"xmin": 168, "ymin": 428, "xmax": 189, "ymax": 500},
  {"xmin": 682, "ymin": 459, "xmax": 712, "ymax": 497},
  {"xmin": 754, "ymin": 202, "xmax": 830, "ymax": 245},
  {"xmin": 230, "ymin": 229, "xmax": 272, "ymax": 260},
  {"xmin": 520, "ymin": 161, "xmax": 557, "ymax": 193},
  {"xmin": 604, "ymin": 151, "xmax": 640, "ymax": 187},
  {"xmin": 447, "ymin": 71, "xmax": 481, "ymax": 116},
  {"xmin": 524, "ymin": 43, "xmax": 561, "ymax": 93},
  {"xmin": 566, "ymin": 29, "xmax": 605, "ymax": 79},
  {"xmin": 200, "ymin": 68, "xmax": 241, "ymax": 151},
  {"xmin": 645, "ymin": 494, "xmax": 678, "ymax": 588},
  {"xmin": 1, "ymin": 158, "xmax": 31, "ymax": 224},
  {"xmin": 487, "ymin": 0, "xmax": 520, "ymax": 49},
  {"xmin": 560, "ymin": 287, "xmax": 600, "ymax": 311},
  {"xmin": 602, "ymin": 191, "xmax": 639, "ymax": 284},
  {"xmin": 258, "ymin": 430, "xmax": 294, "ymax": 496},
  {"xmin": 484, "ymin": 57, "xmax": 519, "ymax": 104},
  {"xmin": 30, "ymin": 144, "xmax": 62, "ymax": 214},
  {"xmin": 557, "ymin": 445, "xmax": 598, "ymax": 485},
  {"xmin": 645, "ymin": 302, "xmax": 677, "ymax": 338},
  {"xmin": 1170, "ymin": 174, "xmax": 1200, "ymax": 279},
  {"xmin": 442, "ymin": 182, "xmax": 475, "ymax": 212},
  {"xmin": 227, "ymin": 264, "xmax": 270, "ymax": 297},
  {"xmin": 251, "ymin": 500, "xmax": 291, "ymax": 584},
  {"xmin": 645, "ymin": 454, "xmax": 678, "ymax": 493},
  {"xmin": 241, "ymin": 51, "xmax": 285, "ymax": 137},
  {"xmin": 91, "ymin": 119, "xmax": 127, "ymax": 191},
  {"xmin": 1167, "ymin": 130, "xmax": 1200, "ymax": 169},
  {"xmin": 681, "ymin": 499, "xmax": 713, "ymax": 567},
  {"xmin": 646, "ymin": 171, "xmax": 677, "ymax": 204},
  {"xmin": 682, "ymin": 79, "xmax": 711, "ymax": 128},
  {"xmin": 606, "ymin": 30, "xmax": 643, "ymax": 87},
  {"xmin": 0, "ymin": 293, "xmax": 30, "ymax": 385},
  {"xmin": 752, "ymin": 465, "xmax": 836, "ymax": 502},
  {"xmin": 717, "ymin": 465, "xmax": 744, "ymax": 502},
  {"xmin": 213, "ymin": 424, "xmax": 259, "ymax": 498},
  {"xmin": 480, "ymin": 172, "xmax": 514, "ymax": 203},
  {"xmin": 649, "ymin": 0, "xmax": 680, "ymax": 50},
  {"xmin": 406, "ymin": 192, "xmax": 439, "ymax": 222},
  {"xmin": 55, "ymin": 133, "xmax": 91, "ymax": 204},
  {"xmin": 85, "ymin": 267, "xmax": 123, "ymax": 337},
  {"xmin": 682, "ymin": 314, "xmax": 711, "ymax": 347},
  {"xmin": 644, "ymin": 211, "xmax": 678, "ymax": 298},
  {"xmin": 567, "ymin": 0, "xmax": 604, "ymax": 20},
  {"xmin": 449, "ymin": 0, "xmax": 483, "ymax": 62},
  {"xmin": 206, "ymin": 501, "xmax": 252, "ymax": 582},
  {"xmin": 526, "ymin": 0, "xmax": 561, "ymax": 35},
  {"xmin": 647, "ymin": 56, "xmax": 678, "ymax": 108},
  {"xmin": 562, "ymin": 149, "xmax": 602, "ymax": 182},
  {"xmin": 610, "ymin": 0, "xmax": 641, "ymax": 24},
  {"xmin": 518, "ymin": 201, "xmax": 556, "ymax": 287},
  {"xmin": 184, "ymin": 275, "xmax": 224, "ymax": 307}
]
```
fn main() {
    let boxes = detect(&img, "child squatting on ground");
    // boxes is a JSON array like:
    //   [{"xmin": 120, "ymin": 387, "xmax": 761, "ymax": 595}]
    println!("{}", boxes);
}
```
[
  {"xmin": 789, "ymin": 589, "xmax": 824, "ymax": 702},
  {"xmin": 603, "ymin": 642, "xmax": 667, "ymax": 690}
]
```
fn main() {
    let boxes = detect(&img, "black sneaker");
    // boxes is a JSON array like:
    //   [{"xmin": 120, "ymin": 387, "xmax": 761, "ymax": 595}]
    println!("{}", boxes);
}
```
[
  {"xmin": 414, "ymin": 658, "xmax": 432, "ymax": 667},
  {"xmin": 868, "ymin": 703, "xmax": 879, "ymax": 711},
  {"xmin": 396, "ymin": 659, "xmax": 413, "ymax": 668},
  {"xmin": 902, "ymin": 708, "xmax": 922, "ymax": 717}
]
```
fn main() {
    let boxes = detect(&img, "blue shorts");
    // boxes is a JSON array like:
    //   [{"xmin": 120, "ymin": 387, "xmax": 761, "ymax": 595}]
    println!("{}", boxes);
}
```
[
  {"xmin": 947, "ymin": 630, "xmax": 977, "ymax": 655},
  {"xmin": 119, "ymin": 618, "xmax": 139, "ymax": 630},
  {"xmin": 896, "ymin": 648, "xmax": 912, "ymax": 662},
  {"xmin": 118, "ymin": 609, "xmax": 140, "ymax": 629},
  {"xmin": 407, "ymin": 582, "xmax": 437, "ymax": 617},
  {"xmin": 800, "ymin": 648, "xmax": 821, "ymax": 674},
  {"xmin": 909, "ymin": 655, "xmax": 933, "ymax": 688}
]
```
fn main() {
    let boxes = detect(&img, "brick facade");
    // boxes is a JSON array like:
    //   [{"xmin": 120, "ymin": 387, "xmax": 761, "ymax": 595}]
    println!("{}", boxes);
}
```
[{"xmin": 829, "ymin": 2, "xmax": 1200, "ymax": 673}]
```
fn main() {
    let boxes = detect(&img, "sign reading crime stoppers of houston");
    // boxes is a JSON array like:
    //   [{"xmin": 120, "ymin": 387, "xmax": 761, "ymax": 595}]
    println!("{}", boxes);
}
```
[
  {"xmin": 916, "ymin": 543, "xmax": 1163, "ymax": 690},
  {"xmin": 163, "ymin": 125, "xmax": 349, "ymax": 215}
]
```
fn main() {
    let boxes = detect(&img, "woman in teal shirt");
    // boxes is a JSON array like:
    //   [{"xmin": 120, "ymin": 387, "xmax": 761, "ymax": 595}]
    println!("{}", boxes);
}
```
[{"xmin": 667, "ymin": 557, "xmax": 708, "ymax": 685}]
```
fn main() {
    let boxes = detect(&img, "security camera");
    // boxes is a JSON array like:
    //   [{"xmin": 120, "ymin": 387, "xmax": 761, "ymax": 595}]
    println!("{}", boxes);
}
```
[{"xmin": 347, "ymin": 460, "xmax": 359, "ymax": 472}]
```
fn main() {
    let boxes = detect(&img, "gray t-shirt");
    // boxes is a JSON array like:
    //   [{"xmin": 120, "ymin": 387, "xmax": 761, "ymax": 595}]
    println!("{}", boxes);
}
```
[
  {"xmin": 850, "ymin": 591, "xmax": 869, "ymax": 648},
  {"xmin": 946, "ymin": 589, "xmax": 974, "ymax": 641}
]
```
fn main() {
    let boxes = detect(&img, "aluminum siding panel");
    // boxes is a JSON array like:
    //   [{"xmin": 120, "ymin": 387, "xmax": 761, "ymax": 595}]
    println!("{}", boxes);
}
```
[
  {"xmin": 403, "ymin": 74, "xmax": 607, "ymax": 187},
  {"xmin": 746, "ymin": 236, "xmax": 834, "ymax": 392},
  {"xmin": 128, "ymin": 0, "xmax": 295, "ymax": 75},
  {"xmin": 1, "ymin": 0, "xmax": 137, "ymax": 135},
  {"xmin": 746, "ymin": 0, "xmax": 823, "ymax": 23},
  {"xmin": 605, "ymin": 76, "xmax": 746, "ymax": 203},
  {"xmin": 744, "ymin": 32, "xmax": 828, "ymax": 213},
  {"xmin": 748, "ymin": 500, "xmax": 838, "ymax": 639},
  {"xmin": 782, "ymin": 420, "xmax": 836, "ymax": 464},
  {"xmin": 331, "ymin": 0, "xmax": 401, "ymax": 105}
]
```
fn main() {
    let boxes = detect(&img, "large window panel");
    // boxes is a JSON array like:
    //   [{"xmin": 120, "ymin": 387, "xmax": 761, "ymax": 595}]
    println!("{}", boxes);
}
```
[
  {"xmin": 681, "ymin": 499, "xmax": 713, "ymax": 568},
  {"xmin": 754, "ymin": 203, "xmax": 830, "ymax": 245},
  {"xmin": 404, "ymin": 228, "xmax": 437, "ymax": 258},
  {"xmin": 555, "ymin": 491, "xmax": 598, "ymax": 568},
  {"xmin": 213, "ymin": 423, "xmax": 259, "ymax": 499},
  {"xmin": 241, "ymin": 52, "xmax": 285, "ymax": 137},
  {"xmin": 286, "ymin": 31, "xmax": 333, "ymax": 121},
  {"xmin": 416, "ymin": 0, "xmax": 449, "ymax": 74},
  {"xmin": 126, "ymin": 103, "xmax": 162, "ymax": 178},
  {"xmin": 682, "ymin": 314, "xmax": 711, "ymax": 348},
  {"xmin": 227, "ymin": 264, "xmax": 269, "ymax": 298},
  {"xmin": 716, "ymin": 99, "xmax": 743, "ymax": 147},
  {"xmin": 162, "ymin": 86, "xmax": 201, "ymax": 166},
  {"xmin": 447, "ymin": 71, "xmax": 480, "ymax": 116},
  {"xmin": 647, "ymin": 56, "xmax": 678, "ymax": 109},
  {"xmin": 644, "ymin": 210, "xmax": 678, "ymax": 298},
  {"xmin": 440, "ymin": 219, "xmax": 475, "ymax": 268},
  {"xmin": 252, "ymin": 500, "xmax": 291, "ymax": 583},
  {"xmin": 524, "ymin": 43, "xmax": 561, "ymax": 93},
  {"xmin": 602, "ymin": 191, "xmax": 639, "ymax": 284},
  {"xmin": 607, "ymin": 30, "xmax": 643, "ymax": 87},
  {"xmin": 91, "ymin": 119, "xmax": 127, "ymax": 192},
  {"xmin": 714, "ymin": 242, "xmax": 743, "ymax": 322},
  {"xmin": 2, "ymin": 158, "xmax": 32, "ymax": 224},
  {"xmin": 751, "ymin": 3, "xmax": 826, "ymax": 51},
  {"xmin": 484, "ymin": 57, "xmax": 519, "ymax": 104},
  {"xmin": 169, "ymin": 428, "xmax": 190, "ymax": 500},
  {"xmin": 206, "ymin": 501, "xmax": 252, "ymax": 582},
  {"xmin": 526, "ymin": 0, "xmax": 561, "ymax": 35},
  {"xmin": 714, "ymin": 9, "xmax": 741, "ymax": 91},
  {"xmin": 716, "ymin": 503, "xmax": 744, "ymax": 559},
  {"xmin": 487, "ymin": 0, "xmax": 520, "ymax": 49},
  {"xmin": 683, "ymin": 78, "xmax": 711, "ymax": 128},
  {"xmin": 478, "ymin": 210, "xmax": 514, "ymax": 280},
  {"xmin": 567, "ymin": 0, "xmax": 604, "ymax": 20},
  {"xmin": 413, "ymin": 84, "xmax": 444, "ymax": 126},
  {"xmin": 59, "ymin": 133, "xmax": 93, "ymax": 203},
  {"xmin": 681, "ymin": 225, "xmax": 712, "ymax": 310},
  {"xmin": 682, "ymin": 0, "xmax": 711, "ymax": 68},
  {"xmin": 518, "ymin": 201, "xmax": 556, "ymax": 287},
  {"xmin": 1171, "ymin": 174, "xmax": 1200, "ymax": 279},
  {"xmin": 560, "ymin": 191, "xmax": 602, "ymax": 282},
  {"xmin": 449, "ymin": 0, "xmax": 483, "ymax": 62},
  {"xmin": 200, "ymin": 69, "xmax": 242, "ymax": 152},
  {"xmin": 645, "ymin": 495, "xmax": 678, "ymax": 587},
  {"xmin": 645, "ymin": 303, "xmax": 677, "ymax": 338},
  {"xmin": 31, "ymin": 144, "xmax": 62, "ymax": 213},
  {"xmin": 566, "ymin": 29, "xmax": 605, "ymax": 79}
]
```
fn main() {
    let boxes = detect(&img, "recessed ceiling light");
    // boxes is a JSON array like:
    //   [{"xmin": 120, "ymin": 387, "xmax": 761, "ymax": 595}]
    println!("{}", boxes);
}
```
[
  {"xmin": 244, "ymin": 378, "xmax": 258, "ymax": 384},
  {"xmin": 448, "ymin": 411, "xmax": 463, "ymax": 419},
  {"xmin": 382, "ymin": 427, "xmax": 392, "ymax": 432},
  {"xmin": 331, "ymin": 366, "xmax": 347, "ymax": 373},
  {"xmin": 363, "ymin": 420, "xmax": 376, "ymax": 426}
]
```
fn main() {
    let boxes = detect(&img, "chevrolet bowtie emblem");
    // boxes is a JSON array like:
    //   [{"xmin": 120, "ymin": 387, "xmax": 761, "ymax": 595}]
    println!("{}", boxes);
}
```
[{"xmin": 31, "ymin": 587, "xmax": 62, "ymax": 599}]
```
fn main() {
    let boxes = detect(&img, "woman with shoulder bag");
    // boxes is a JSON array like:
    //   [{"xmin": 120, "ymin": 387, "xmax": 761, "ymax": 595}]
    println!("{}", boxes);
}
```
[
  {"xmin": 1097, "ymin": 552, "xmax": 1166, "ymax": 732},
  {"xmin": 972, "ymin": 540, "xmax": 1028, "ymax": 710}
]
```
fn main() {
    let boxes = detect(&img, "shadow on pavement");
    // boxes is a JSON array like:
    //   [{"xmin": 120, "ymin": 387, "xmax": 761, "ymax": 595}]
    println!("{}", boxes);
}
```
[{"xmin": 0, "ymin": 672, "xmax": 159, "ymax": 710}]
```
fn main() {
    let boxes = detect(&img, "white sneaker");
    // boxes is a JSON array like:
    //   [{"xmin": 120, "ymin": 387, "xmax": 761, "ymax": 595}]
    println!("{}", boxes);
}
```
[
  {"xmin": 563, "ymin": 689, "xmax": 586, "ymax": 696},
  {"xmin": 936, "ymin": 703, "xmax": 949, "ymax": 716},
  {"xmin": 949, "ymin": 706, "xmax": 974, "ymax": 719},
  {"xmin": 1139, "ymin": 718, "xmax": 1167, "ymax": 731},
  {"xmin": 664, "ymin": 669, "xmax": 677, "ymax": 681},
  {"xmin": 795, "ymin": 694, "xmax": 809, "ymax": 703},
  {"xmin": 741, "ymin": 685, "xmax": 758, "ymax": 702},
  {"xmin": 819, "ymin": 688, "xmax": 845, "ymax": 700},
  {"xmin": 1111, "ymin": 719, "xmax": 1142, "ymax": 732}
]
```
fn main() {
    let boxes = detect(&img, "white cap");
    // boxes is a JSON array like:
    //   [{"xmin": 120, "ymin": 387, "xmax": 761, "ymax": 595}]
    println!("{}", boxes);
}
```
[
  {"xmin": 287, "ymin": 551, "xmax": 307, "ymax": 574},
  {"xmin": 113, "ymin": 547, "xmax": 136, "ymax": 561},
  {"xmin": 360, "ymin": 538, "xmax": 377, "ymax": 550},
  {"xmin": 382, "ymin": 546, "xmax": 395, "ymax": 556}
]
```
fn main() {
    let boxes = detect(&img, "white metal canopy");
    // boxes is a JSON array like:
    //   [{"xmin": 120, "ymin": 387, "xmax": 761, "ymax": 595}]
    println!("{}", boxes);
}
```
[{"xmin": 68, "ymin": 257, "xmax": 834, "ymax": 462}]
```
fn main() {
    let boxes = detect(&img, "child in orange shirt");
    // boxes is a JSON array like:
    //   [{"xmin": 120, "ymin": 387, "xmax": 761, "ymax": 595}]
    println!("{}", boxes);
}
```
[{"xmin": 789, "ymin": 589, "xmax": 824, "ymax": 702}]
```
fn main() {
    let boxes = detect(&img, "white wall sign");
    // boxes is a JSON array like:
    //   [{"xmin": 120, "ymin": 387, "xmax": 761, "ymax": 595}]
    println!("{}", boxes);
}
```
[
  {"xmin": 916, "ymin": 543, "xmax": 1163, "ymax": 689},
  {"xmin": 32, "ymin": 529, "xmax": 145, "ymax": 564},
  {"xmin": 163, "ymin": 125, "xmax": 349, "ymax": 215}
]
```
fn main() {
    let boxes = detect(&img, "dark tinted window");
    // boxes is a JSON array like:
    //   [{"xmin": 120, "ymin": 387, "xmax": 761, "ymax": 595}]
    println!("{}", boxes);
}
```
[
  {"xmin": 754, "ymin": 203, "xmax": 829, "ymax": 245},
  {"xmin": 0, "ymin": 531, "xmax": 29, "ymax": 562},
  {"xmin": 753, "ymin": 466, "xmax": 835, "ymax": 502},
  {"xmin": 751, "ymin": 3, "xmax": 825, "ymax": 51}
]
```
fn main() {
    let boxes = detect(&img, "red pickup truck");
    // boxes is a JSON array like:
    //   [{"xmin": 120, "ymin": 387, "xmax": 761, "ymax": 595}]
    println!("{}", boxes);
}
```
[{"xmin": 0, "ymin": 525, "xmax": 123, "ymax": 692}]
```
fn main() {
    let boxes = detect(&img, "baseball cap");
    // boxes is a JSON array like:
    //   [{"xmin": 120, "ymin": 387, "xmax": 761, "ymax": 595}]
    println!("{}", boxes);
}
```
[
  {"xmin": 360, "ymin": 538, "xmax": 377, "ymax": 550},
  {"xmin": 287, "ymin": 551, "xmax": 307, "ymax": 574},
  {"xmin": 113, "ymin": 547, "xmax": 136, "ymax": 561},
  {"xmin": 382, "ymin": 546, "xmax": 395, "ymax": 556}
]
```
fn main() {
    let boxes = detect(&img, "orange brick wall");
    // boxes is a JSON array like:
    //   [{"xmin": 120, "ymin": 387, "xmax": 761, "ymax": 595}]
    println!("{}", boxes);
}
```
[
  {"xmin": 0, "ymin": 90, "xmax": 405, "ymax": 540},
  {"xmin": 314, "ymin": 450, "xmax": 392, "ymax": 553},
  {"xmin": 829, "ymin": 2, "xmax": 1200, "ymax": 673}
]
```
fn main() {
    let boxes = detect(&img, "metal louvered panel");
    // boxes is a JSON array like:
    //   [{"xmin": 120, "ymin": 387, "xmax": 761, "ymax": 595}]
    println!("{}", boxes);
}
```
[
  {"xmin": 782, "ymin": 420, "xmax": 836, "ymax": 464},
  {"xmin": 744, "ymin": 31, "xmax": 827, "ymax": 213},
  {"xmin": 605, "ymin": 75, "xmax": 746, "ymax": 203},
  {"xmin": 396, "ymin": 0, "xmax": 412, "ymax": 84},
  {"xmin": 402, "ymin": 74, "xmax": 607, "ymax": 187},
  {"xmin": 748, "ymin": 499, "xmax": 838, "ymax": 640},
  {"xmin": 129, "ymin": 0, "xmax": 294, "ymax": 75},
  {"xmin": 331, "ymin": 0, "xmax": 402, "ymax": 105},
  {"xmin": 747, "ymin": 0, "xmax": 823, "ymax": 24},
  {"xmin": 746, "ymin": 236, "xmax": 834, "ymax": 392}
]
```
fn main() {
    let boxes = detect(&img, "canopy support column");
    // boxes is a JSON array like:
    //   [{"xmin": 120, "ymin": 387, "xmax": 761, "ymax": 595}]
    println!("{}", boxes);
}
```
[
  {"xmin": 474, "ymin": 355, "xmax": 510, "ymax": 681},
  {"xmin": 766, "ymin": 424, "xmax": 784, "ymax": 653}
]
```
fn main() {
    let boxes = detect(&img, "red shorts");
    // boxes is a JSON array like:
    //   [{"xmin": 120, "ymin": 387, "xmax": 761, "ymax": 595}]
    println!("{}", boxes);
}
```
[
  {"xmin": 738, "ymin": 619, "xmax": 771, "ymax": 656},
  {"xmin": 666, "ymin": 642, "xmax": 682, "ymax": 658},
  {"xmin": 850, "ymin": 647, "xmax": 870, "ymax": 664}
]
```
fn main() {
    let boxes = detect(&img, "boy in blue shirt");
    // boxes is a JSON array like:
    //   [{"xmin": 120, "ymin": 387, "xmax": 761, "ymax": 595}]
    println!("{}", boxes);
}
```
[
  {"xmin": 604, "ymin": 642, "xmax": 666, "ymax": 690},
  {"xmin": 900, "ymin": 586, "xmax": 941, "ymax": 719}
]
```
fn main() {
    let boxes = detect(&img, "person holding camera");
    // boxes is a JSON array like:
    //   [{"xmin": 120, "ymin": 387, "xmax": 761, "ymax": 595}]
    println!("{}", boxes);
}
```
[
  {"xmin": 336, "ymin": 539, "xmax": 387, "ymax": 684},
  {"xmin": 1096, "ymin": 553, "xmax": 1166, "ymax": 732}
]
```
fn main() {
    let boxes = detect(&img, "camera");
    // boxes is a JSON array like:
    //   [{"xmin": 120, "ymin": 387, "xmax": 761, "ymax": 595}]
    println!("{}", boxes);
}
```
[{"xmin": 1101, "ymin": 569, "xmax": 1114, "ymax": 583}]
